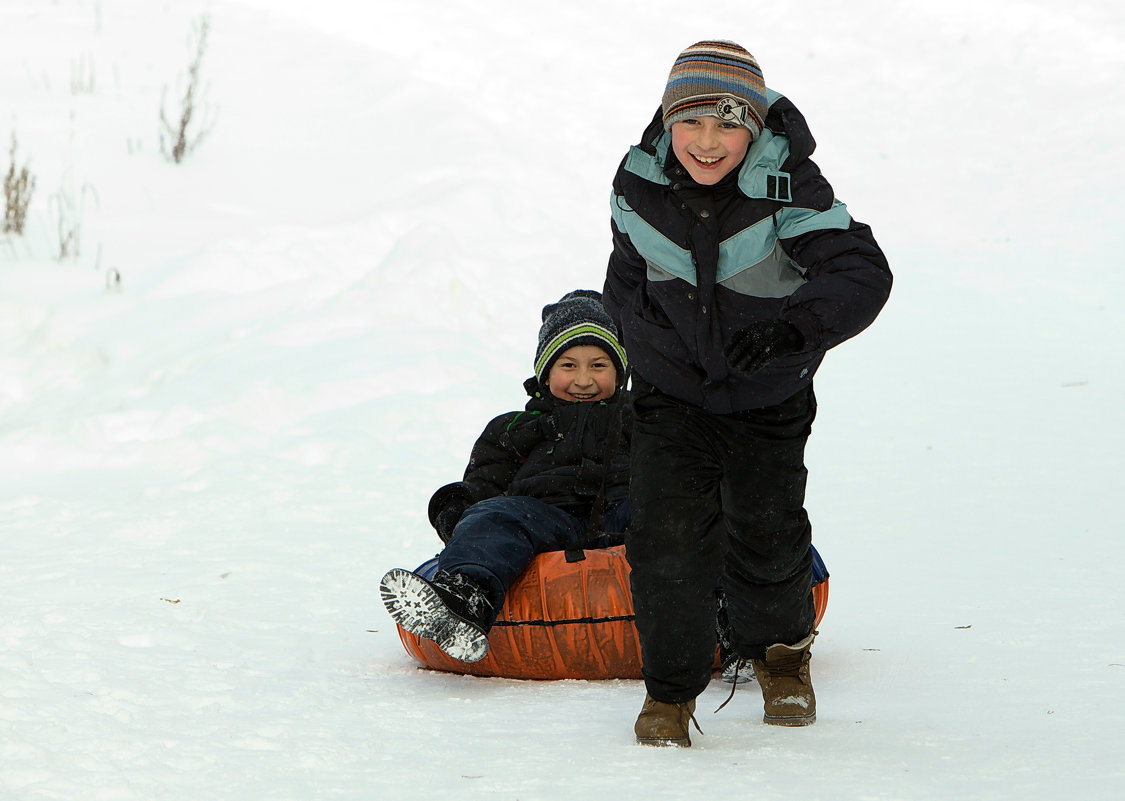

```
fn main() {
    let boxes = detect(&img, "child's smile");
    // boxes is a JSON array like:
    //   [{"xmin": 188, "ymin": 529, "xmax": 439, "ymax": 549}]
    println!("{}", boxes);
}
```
[
  {"xmin": 686, "ymin": 152, "xmax": 729, "ymax": 175},
  {"xmin": 546, "ymin": 345, "xmax": 618, "ymax": 402},
  {"xmin": 671, "ymin": 116, "xmax": 753, "ymax": 185}
]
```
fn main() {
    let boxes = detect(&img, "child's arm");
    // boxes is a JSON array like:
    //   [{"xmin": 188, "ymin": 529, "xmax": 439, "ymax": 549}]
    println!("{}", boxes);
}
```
[
  {"xmin": 602, "ymin": 216, "xmax": 646, "ymax": 329},
  {"xmin": 426, "ymin": 410, "xmax": 556, "ymax": 541},
  {"xmin": 776, "ymin": 212, "xmax": 891, "ymax": 354},
  {"xmin": 768, "ymin": 99, "xmax": 892, "ymax": 353},
  {"xmin": 462, "ymin": 415, "xmax": 527, "ymax": 498},
  {"xmin": 463, "ymin": 410, "xmax": 561, "ymax": 494}
]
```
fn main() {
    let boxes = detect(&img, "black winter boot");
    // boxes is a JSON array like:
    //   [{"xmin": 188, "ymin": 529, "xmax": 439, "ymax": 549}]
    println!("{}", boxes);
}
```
[{"xmin": 380, "ymin": 568, "xmax": 493, "ymax": 662}]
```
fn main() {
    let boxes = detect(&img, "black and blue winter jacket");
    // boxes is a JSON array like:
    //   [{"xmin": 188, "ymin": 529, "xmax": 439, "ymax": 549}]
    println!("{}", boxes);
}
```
[{"xmin": 603, "ymin": 92, "xmax": 892, "ymax": 413}]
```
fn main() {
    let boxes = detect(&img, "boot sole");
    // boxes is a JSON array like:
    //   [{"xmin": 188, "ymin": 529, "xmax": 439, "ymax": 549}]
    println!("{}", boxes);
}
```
[
  {"xmin": 636, "ymin": 736, "xmax": 691, "ymax": 747},
  {"xmin": 763, "ymin": 712, "xmax": 816, "ymax": 727},
  {"xmin": 380, "ymin": 568, "xmax": 490, "ymax": 663}
]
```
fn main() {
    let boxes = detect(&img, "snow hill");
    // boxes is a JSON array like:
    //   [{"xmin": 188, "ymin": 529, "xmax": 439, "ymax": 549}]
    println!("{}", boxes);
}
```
[{"xmin": 1, "ymin": 1, "xmax": 1122, "ymax": 799}]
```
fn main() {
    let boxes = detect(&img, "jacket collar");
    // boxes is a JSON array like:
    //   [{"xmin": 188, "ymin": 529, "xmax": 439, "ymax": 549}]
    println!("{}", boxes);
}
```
[{"xmin": 623, "ymin": 89, "xmax": 796, "ymax": 202}]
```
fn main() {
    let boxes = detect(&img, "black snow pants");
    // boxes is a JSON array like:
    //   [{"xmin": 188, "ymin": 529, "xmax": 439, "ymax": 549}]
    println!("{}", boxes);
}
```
[{"xmin": 626, "ymin": 379, "xmax": 817, "ymax": 704}]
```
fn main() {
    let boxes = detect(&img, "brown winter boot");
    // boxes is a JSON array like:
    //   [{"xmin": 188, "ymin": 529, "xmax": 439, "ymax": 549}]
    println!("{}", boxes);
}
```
[
  {"xmin": 634, "ymin": 693, "xmax": 697, "ymax": 747},
  {"xmin": 750, "ymin": 632, "xmax": 816, "ymax": 726}
]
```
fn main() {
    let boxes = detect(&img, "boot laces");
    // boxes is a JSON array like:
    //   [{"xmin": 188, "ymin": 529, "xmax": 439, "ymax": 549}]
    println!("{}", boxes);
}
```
[
  {"xmin": 714, "ymin": 658, "xmax": 744, "ymax": 713},
  {"xmin": 715, "ymin": 650, "xmax": 810, "ymax": 714},
  {"xmin": 433, "ymin": 572, "xmax": 493, "ymax": 621}
]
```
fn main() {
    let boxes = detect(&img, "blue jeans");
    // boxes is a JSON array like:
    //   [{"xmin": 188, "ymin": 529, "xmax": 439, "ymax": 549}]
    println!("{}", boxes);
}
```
[{"xmin": 437, "ymin": 496, "xmax": 630, "ymax": 627}]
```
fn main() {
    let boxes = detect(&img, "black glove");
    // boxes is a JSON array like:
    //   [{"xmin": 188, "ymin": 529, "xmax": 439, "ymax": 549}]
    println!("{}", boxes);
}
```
[
  {"xmin": 427, "ymin": 482, "xmax": 474, "ymax": 544},
  {"xmin": 724, "ymin": 320, "xmax": 804, "ymax": 375}
]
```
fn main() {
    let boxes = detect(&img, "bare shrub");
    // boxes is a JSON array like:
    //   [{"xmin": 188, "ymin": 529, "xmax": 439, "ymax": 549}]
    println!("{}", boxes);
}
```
[
  {"xmin": 4, "ymin": 133, "xmax": 37, "ymax": 236},
  {"xmin": 49, "ymin": 172, "xmax": 99, "ymax": 261},
  {"xmin": 159, "ymin": 15, "xmax": 216, "ymax": 164}
]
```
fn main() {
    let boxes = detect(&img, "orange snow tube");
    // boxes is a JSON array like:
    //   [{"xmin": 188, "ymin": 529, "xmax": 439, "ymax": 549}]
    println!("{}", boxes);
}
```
[{"xmin": 395, "ymin": 544, "xmax": 830, "ymax": 681}]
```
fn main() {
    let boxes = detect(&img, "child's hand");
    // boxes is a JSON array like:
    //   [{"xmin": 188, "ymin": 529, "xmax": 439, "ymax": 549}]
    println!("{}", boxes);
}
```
[
  {"xmin": 428, "ymin": 482, "xmax": 474, "ymax": 544},
  {"xmin": 724, "ymin": 320, "xmax": 804, "ymax": 375}
]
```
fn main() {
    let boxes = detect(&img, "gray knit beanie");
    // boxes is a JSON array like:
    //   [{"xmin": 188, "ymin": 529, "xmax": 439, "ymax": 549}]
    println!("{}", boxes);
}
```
[
  {"xmin": 661, "ymin": 40, "xmax": 768, "ymax": 138},
  {"xmin": 533, "ymin": 290, "xmax": 627, "ymax": 386}
]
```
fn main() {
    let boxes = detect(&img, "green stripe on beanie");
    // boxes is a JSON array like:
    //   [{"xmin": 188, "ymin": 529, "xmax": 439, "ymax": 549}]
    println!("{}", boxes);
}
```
[{"xmin": 534, "ymin": 291, "xmax": 627, "ymax": 386}]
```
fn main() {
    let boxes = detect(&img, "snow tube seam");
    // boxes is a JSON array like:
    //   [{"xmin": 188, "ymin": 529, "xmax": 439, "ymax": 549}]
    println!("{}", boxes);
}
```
[{"xmin": 492, "ymin": 614, "xmax": 635, "ymax": 627}]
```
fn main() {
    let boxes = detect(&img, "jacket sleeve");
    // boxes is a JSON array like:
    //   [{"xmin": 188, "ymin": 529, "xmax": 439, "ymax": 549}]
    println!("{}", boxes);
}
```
[
  {"xmin": 459, "ymin": 414, "xmax": 522, "ymax": 501},
  {"xmin": 766, "ymin": 97, "xmax": 892, "ymax": 352},
  {"xmin": 460, "ymin": 410, "xmax": 556, "ymax": 501},
  {"xmin": 779, "ymin": 216, "xmax": 892, "ymax": 352},
  {"xmin": 603, "ymin": 196, "xmax": 646, "ymax": 330},
  {"xmin": 773, "ymin": 156, "xmax": 892, "ymax": 351}
]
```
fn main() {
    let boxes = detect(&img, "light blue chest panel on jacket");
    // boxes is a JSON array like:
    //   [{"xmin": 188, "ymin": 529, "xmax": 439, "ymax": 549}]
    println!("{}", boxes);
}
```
[{"xmin": 613, "ymin": 92, "xmax": 853, "ymax": 298}]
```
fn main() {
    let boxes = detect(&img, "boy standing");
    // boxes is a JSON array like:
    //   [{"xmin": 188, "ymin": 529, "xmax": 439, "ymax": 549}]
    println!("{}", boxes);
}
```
[
  {"xmin": 381, "ymin": 290, "xmax": 630, "ymax": 663},
  {"xmin": 603, "ymin": 41, "xmax": 892, "ymax": 745}
]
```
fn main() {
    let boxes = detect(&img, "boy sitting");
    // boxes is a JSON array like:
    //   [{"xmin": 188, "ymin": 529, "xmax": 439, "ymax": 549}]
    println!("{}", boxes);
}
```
[{"xmin": 380, "ymin": 290, "xmax": 630, "ymax": 663}]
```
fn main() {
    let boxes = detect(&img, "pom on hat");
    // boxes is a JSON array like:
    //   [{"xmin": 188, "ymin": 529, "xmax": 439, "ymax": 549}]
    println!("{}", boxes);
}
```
[
  {"xmin": 534, "ymin": 290, "xmax": 627, "ymax": 387},
  {"xmin": 661, "ymin": 40, "xmax": 768, "ymax": 138}
]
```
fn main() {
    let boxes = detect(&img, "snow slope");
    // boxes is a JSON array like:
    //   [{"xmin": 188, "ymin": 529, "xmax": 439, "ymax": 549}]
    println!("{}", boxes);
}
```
[{"xmin": 1, "ymin": 1, "xmax": 1122, "ymax": 799}]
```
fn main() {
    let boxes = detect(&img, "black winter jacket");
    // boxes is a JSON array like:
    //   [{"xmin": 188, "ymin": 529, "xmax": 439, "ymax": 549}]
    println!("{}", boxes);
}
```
[
  {"xmin": 604, "ymin": 94, "xmax": 892, "ymax": 413},
  {"xmin": 428, "ymin": 378, "xmax": 631, "ymax": 536}
]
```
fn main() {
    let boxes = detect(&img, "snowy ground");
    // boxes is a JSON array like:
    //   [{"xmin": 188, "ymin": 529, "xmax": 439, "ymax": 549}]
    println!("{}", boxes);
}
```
[{"xmin": 2, "ymin": 1, "xmax": 1123, "ymax": 799}]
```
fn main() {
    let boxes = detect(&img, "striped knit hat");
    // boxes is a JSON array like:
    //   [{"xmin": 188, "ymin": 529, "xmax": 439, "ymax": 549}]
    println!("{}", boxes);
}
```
[
  {"xmin": 534, "ymin": 290, "xmax": 627, "ymax": 387},
  {"xmin": 661, "ymin": 40, "xmax": 768, "ymax": 138}
]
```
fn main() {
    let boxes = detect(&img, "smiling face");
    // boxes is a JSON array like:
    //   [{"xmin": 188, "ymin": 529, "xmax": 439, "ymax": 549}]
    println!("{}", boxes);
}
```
[
  {"xmin": 546, "ymin": 345, "xmax": 618, "ymax": 402},
  {"xmin": 670, "ymin": 115, "xmax": 754, "ymax": 185}
]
